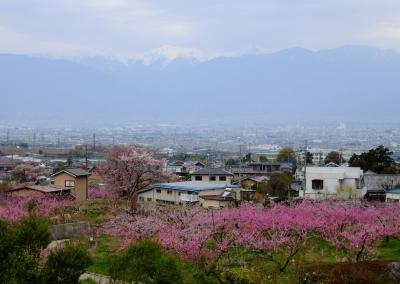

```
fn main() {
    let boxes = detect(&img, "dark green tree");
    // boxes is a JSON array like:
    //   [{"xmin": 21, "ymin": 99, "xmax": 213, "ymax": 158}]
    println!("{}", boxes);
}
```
[
  {"xmin": 305, "ymin": 151, "xmax": 313, "ymax": 165},
  {"xmin": 266, "ymin": 172, "xmax": 293, "ymax": 199},
  {"xmin": 66, "ymin": 155, "xmax": 73, "ymax": 167},
  {"xmin": 53, "ymin": 162, "xmax": 66, "ymax": 174},
  {"xmin": 259, "ymin": 156, "xmax": 268, "ymax": 163},
  {"xmin": 0, "ymin": 216, "xmax": 91, "ymax": 284},
  {"xmin": 42, "ymin": 242, "xmax": 92, "ymax": 284},
  {"xmin": 241, "ymin": 153, "xmax": 253, "ymax": 163},
  {"xmin": 276, "ymin": 147, "xmax": 297, "ymax": 172},
  {"xmin": 18, "ymin": 142, "xmax": 29, "ymax": 149},
  {"xmin": 0, "ymin": 217, "xmax": 51, "ymax": 283},
  {"xmin": 349, "ymin": 145, "xmax": 395, "ymax": 174},
  {"xmin": 110, "ymin": 238, "xmax": 183, "ymax": 284},
  {"xmin": 226, "ymin": 158, "xmax": 240, "ymax": 167},
  {"xmin": 277, "ymin": 148, "xmax": 297, "ymax": 168},
  {"xmin": 11, "ymin": 216, "xmax": 51, "ymax": 257},
  {"xmin": 325, "ymin": 151, "xmax": 345, "ymax": 165}
]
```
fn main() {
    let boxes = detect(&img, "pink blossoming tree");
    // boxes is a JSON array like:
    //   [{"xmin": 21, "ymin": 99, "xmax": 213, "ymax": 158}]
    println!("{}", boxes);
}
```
[
  {"xmin": 0, "ymin": 195, "xmax": 72, "ymax": 222},
  {"xmin": 100, "ymin": 145, "xmax": 175, "ymax": 212}
]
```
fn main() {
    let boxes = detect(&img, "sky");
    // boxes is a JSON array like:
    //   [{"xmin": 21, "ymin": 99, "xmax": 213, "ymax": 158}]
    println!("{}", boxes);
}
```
[{"xmin": 1, "ymin": 0, "xmax": 400, "ymax": 60}]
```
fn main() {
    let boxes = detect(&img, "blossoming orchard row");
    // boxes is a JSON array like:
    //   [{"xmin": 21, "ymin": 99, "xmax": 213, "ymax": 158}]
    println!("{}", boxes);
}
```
[{"xmin": 104, "ymin": 201, "xmax": 400, "ymax": 270}]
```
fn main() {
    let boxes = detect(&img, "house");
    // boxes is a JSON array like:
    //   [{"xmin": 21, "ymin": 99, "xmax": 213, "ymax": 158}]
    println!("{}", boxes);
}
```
[
  {"xmin": 0, "ymin": 158, "xmax": 18, "ymax": 172},
  {"xmin": 51, "ymin": 168, "xmax": 90, "ymax": 201},
  {"xmin": 363, "ymin": 172, "xmax": 400, "ymax": 201},
  {"xmin": 241, "ymin": 175, "xmax": 269, "ymax": 189},
  {"xmin": 137, "ymin": 181, "xmax": 243, "ymax": 206},
  {"xmin": 230, "ymin": 162, "xmax": 282, "ymax": 182},
  {"xmin": 299, "ymin": 148, "xmax": 326, "ymax": 166},
  {"xmin": 189, "ymin": 168, "xmax": 233, "ymax": 184},
  {"xmin": 199, "ymin": 191, "xmax": 236, "ymax": 208},
  {"xmin": 166, "ymin": 161, "xmax": 205, "ymax": 177},
  {"xmin": 303, "ymin": 166, "xmax": 365, "ymax": 200},
  {"xmin": 7, "ymin": 185, "xmax": 71, "ymax": 198},
  {"xmin": 385, "ymin": 188, "xmax": 400, "ymax": 202}
]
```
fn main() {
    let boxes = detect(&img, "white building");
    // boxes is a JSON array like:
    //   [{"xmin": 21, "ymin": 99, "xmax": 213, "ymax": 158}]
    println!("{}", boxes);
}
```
[
  {"xmin": 302, "ymin": 166, "xmax": 365, "ymax": 199},
  {"xmin": 189, "ymin": 168, "xmax": 234, "ymax": 184}
]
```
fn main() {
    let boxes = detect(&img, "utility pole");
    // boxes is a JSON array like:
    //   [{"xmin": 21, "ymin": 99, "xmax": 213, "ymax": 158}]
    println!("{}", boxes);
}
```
[
  {"xmin": 85, "ymin": 144, "xmax": 88, "ymax": 168},
  {"xmin": 303, "ymin": 140, "xmax": 308, "ymax": 198},
  {"xmin": 239, "ymin": 145, "xmax": 243, "ymax": 184},
  {"xmin": 6, "ymin": 129, "xmax": 9, "ymax": 145},
  {"xmin": 93, "ymin": 133, "xmax": 96, "ymax": 151},
  {"xmin": 41, "ymin": 132, "xmax": 45, "ymax": 148},
  {"xmin": 33, "ymin": 131, "xmax": 36, "ymax": 149},
  {"xmin": 57, "ymin": 133, "xmax": 60, "ymax": 148}
]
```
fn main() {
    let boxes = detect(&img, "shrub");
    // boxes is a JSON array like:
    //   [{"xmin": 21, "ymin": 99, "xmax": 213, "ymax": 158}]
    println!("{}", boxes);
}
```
[
  {"xmin": 223, "ymin": 268, "xmax": 257, "ymax": 284},
  {"xmin": 42, "ymin": 242, "xmax": 92, "ymax": 284},
  {"xmin": 0, "ymin": 217, "xmax": 51, "ymax": 283},
  {"xmin": 110, "ymin": 238, "xmax": 183, "ymax": 284},
  {"xmin": 326, "ymin": 262, "xmax": 390, "ymax": 284},
  {"xmin": 11, "ymin": 216, "xmax": 51, "ymax": 256}
]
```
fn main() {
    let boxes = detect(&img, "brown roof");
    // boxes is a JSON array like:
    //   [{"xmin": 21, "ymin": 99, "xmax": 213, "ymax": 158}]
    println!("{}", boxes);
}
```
[
  {"xmin": 242, "ymin": 175, "xmax": 269, "ymax": 182},
  {"xmin": 8, "ymin": 185, "xmax": 70, "ymax": 193},
  {"xmin": 32, "ymin": 148, "xmax": 71, "ymax": 155},
  {"xmin": 0, "ymin": 158, "xmax": 18, "ymax": 167}
]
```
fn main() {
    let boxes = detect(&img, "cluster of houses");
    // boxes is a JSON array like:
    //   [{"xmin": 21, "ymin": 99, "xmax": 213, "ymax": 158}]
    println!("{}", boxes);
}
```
[
  {"xmin": 2, "ymin": 157, "xmax": 400, "ymax": 209},
  {"xmin": 140, "ymin": 160, "xmax": 400, "ymax": 207}
]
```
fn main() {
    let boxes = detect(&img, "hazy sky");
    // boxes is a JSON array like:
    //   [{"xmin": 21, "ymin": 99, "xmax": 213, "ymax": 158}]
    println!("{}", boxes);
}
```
[{"xmin": 1, "ymin": 0, "xmax": 400, "ymax": 60}]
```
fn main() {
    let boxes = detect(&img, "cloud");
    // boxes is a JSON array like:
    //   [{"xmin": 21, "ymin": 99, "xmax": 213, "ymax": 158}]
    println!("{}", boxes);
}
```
[
  {"xmin": 0, "ymin": 0, "xmax": 194, "ymax": 57},
  {"xmin": 0, "ymin": 26, "xmax": 90, "ymax": 55},
  {"xmin": 1, "ymin": 0, "xmax": 400, "ymax": 58},
  {"xmin": 378, "ymin": 26, "xmax": 400, "ymax": 39}
]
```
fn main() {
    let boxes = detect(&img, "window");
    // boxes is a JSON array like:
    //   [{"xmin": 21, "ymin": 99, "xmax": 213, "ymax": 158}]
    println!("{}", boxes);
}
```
[
  {"xmin": 312, "ymin": 179, "xmax": 324, "ymax": 190},
  {"xmin": 147, "ymin": 198, "xmax": 152, "ymax": 202},
  {"xmin": 195, "ymin": 176, "xmax": 202, "ymax": 181},
  {"xmin": 219, "ymin": 176, "xmax": 227, "ymax": 181},
  {"xmin": 167, "ymin": 190, "xmax": 172, "ymax": 195},
  {"xmin": 210, "ymin": 176, "xmax": 216, "ymax": 181},
  {"xmin": 65, "ymin": 180, "xmax": 75, "ymax": 187},
  {"xmin": 156, "ymin": 189, "xmax": 162, "ymax": 194},
  {"xmin": 139, "ymin": 197, "xmax": 144, "ymax": 201},
  {"xmin": 156, "ymin": 199, "xmax": 175, "ymax": 205}
]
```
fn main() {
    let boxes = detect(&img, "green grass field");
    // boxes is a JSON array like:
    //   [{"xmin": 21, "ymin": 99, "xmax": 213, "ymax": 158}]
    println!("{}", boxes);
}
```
[{"xmin": 86, "ymin": 235, "xmax": 400, "ymax": 283}]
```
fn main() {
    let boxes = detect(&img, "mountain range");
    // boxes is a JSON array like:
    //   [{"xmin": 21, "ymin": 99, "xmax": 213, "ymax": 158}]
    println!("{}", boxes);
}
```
[{"xmin": 1, "ymin": 45, "xmax": 400, "ymax": 127}]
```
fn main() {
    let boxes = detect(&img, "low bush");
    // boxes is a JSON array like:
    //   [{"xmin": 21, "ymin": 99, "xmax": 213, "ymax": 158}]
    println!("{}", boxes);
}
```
[
  {"xmin": 42, "ymin": 242, "xmax": 92, "ymax": 284},
  {"xmin": 109, "ymin": 238, "xmax": 183, "ymax": 284}
]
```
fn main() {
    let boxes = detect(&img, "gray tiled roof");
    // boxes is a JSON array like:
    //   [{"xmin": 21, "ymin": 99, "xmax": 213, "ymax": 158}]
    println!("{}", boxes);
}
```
[
  {"xmin": 52, "ymin": 168, "xmax": 90, "ymax": 177},
  {"xmin": 190, "ymin": 168, "xmax": 233, "ymax": 176}
]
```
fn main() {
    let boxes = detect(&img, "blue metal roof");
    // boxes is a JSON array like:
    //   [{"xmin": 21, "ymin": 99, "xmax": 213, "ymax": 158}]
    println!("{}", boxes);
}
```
[
  {"xmin": 151, "ymin": 181, "xmax": 240, "ymax": 192},
  {"xmin": 386, "ymin": 188, "xmax": 400, "ymax": 194}
]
